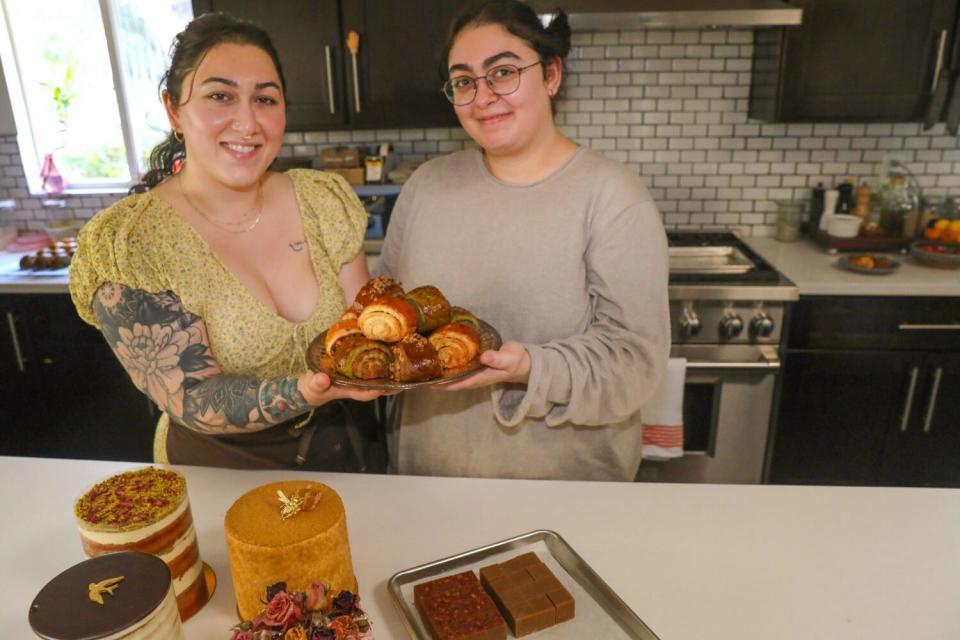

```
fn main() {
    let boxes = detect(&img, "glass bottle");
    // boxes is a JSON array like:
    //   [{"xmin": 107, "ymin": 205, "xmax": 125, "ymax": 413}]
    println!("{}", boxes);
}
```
[{"xmin": 878, "ymin": 174, "xmax": 918, "ymax": 236}]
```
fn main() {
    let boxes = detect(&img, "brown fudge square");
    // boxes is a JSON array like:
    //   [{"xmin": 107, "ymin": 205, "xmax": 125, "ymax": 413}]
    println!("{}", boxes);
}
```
[
  {"xmin": 414, "ymin": 570, "xmax": 507, "ymax": 640},
  {"xmin": 546, "ymin": 586, "xmax": 576, "ymax": 622},
  {"xmin": 478, "ymin": 553, "xmax": 576, "ymax": 637}
]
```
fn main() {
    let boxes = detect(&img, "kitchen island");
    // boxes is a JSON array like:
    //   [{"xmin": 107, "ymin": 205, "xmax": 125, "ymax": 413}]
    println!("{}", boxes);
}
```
[{"xmin": 3, "ymin": 456, "xmax": 958, "ymax": 639}]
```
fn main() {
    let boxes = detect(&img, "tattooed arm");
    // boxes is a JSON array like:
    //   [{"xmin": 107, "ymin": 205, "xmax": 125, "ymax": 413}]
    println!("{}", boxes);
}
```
[{"xmin": 91, "ymin": 282, "xmax": 381, "ymax": 434}]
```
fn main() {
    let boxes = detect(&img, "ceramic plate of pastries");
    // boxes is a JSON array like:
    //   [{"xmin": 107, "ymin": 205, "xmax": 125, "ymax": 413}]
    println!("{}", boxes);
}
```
[{"xmin": 307, "ymin": 276, "xmax": 503, "ymax": 390}]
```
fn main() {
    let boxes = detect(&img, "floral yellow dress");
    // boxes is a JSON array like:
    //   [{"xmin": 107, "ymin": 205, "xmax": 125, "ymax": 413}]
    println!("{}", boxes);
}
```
[{"xmin": 69, "ymin": 169, "xmax": 367, "ymax": 464}]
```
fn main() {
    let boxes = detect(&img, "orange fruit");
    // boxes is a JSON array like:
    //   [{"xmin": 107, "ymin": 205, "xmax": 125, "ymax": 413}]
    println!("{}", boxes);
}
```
[
  {"xmin": 935, "ymin": 218, "xmax": 951, "ymax": 230},
  {"xmin": 942, "ymin": 228, "xmax": 958, "ymax": 243},
  {"xmin": 927, "ymin": 227, "xmax": 943, "ymax": 240},
  {"xmin": 950, "ymin": 220, "xmax": 960, "ymax": 233}
]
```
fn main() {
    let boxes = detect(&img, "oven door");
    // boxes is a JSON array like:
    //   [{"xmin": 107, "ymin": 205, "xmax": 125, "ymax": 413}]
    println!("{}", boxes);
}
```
[{"xmin": 636, "ymin": 345, "xmax": 780, "ymax": 484}]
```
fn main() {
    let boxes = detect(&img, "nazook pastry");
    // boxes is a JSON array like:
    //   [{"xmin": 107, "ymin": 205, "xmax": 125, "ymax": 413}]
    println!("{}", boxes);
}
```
[
  {"xmin": 390, "ymin": 333, "xmax": 444, "ymax": 382},
  {"xmin": 358, "ymin": 296, "xmax": 419, "ymax": 343},
  {"xmin": 403, "ymin": 285, "xmax": 452, "ymax": 333},
  {"xmin": 429, "ymin": 322, "xmax": 481, "ymax": 369},
  {"xmin": 73, "ymin": 467, "xmax": 208, "ymax": 621},
  {"xmin": 29, "ymin": 551, "xmax": 184, "ymax": 640},
  {"xmin": 351, "ymin": 275, "xmax": 404, "ymax": 312},
  {"xmin": 331, "ymin": 333, "xmax": 393, "ymax": 379},
  {"xmin": 224, "ymin": 480, "xmax": 358, "ymax": 621}
]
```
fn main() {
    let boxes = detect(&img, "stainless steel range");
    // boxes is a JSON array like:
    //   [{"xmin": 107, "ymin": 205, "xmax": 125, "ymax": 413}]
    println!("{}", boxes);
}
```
[{"xmin": 637, "ymin": 232, "xmax": 799, "ymax": 484}]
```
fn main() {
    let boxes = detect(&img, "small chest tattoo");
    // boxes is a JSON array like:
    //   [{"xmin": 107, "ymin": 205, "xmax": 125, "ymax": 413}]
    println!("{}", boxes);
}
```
[{"xmin": 289, "ymin": 240, "xmax": 306, "ymax": 252}]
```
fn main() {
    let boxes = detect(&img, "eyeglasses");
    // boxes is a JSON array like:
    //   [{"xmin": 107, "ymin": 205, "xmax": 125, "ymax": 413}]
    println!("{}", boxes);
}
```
[{"xmin": 442, "ymin": 61, "xmax": 543, "ymax": 106}]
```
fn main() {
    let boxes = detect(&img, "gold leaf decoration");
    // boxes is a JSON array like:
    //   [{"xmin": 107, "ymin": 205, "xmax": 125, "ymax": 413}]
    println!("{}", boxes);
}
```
[
  {"xmin": 88, "ymin": 576, "xmax": 124, "ymax": 605},
  {"xmin": 277, "ymin": 488, "xmax": 322, "ymax": 521}
]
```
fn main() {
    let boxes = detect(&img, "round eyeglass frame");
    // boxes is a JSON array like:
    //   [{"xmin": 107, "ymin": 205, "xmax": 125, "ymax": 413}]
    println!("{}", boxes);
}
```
[{"xmin": 441, "ymin": 61, "xmax": 543, "ymax": 106}]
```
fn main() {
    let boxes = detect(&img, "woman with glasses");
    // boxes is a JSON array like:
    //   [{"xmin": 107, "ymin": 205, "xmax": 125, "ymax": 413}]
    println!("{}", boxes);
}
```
[{"xmin": 379, "ymin": 0, "xmax": 670, "ymax": 481}]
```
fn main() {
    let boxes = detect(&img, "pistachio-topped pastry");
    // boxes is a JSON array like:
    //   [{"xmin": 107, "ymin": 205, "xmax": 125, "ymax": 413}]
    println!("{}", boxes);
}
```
[
  {"xmin": 74, "ymin": 467, "xmax": 184, "ymax": 530},
  {"xmin": 402, "ymin": 285, "xmax": 452, "ymax": 332}
]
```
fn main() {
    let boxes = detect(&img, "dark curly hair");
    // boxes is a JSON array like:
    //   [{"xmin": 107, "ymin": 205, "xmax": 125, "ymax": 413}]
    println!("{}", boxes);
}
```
[
  {"xmin": 441, "ymin": 0, "xmax": 571, "ymax": 113},
  {"xmin": 132, "ymin": 12, "xmax": 286, "ymax": 193}
]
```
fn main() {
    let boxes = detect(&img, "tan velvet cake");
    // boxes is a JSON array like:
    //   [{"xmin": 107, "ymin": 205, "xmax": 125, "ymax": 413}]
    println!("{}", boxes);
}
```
[
  {"xmin": 73, "ymin": 467, "xmax": 208, "ymax": 621},
  {"xmin": 224, "ymin": 480, "xmax": 357, "ymax": 621}
]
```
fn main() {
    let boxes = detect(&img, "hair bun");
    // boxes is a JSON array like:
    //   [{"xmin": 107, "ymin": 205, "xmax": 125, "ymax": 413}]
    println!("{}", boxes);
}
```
[{"xmin": 544, "ymin": 9, "xmax": 571, "ymax": 59}]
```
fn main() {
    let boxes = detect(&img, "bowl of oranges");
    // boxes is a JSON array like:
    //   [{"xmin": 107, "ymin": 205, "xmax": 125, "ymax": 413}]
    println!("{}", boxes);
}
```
[{"xmin": 914, "ymin": 218, "xmax": 960, "ymax": 268}]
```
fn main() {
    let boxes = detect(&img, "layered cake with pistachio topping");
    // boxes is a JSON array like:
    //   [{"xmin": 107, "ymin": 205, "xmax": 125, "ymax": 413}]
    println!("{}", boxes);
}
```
[
  {"xmin": 224, "ymin": 480, "xmax": 357, "ymax": 620},
  {"xmin": 74, "ymin": 467, "xmax": 208, "ymax": 621},
  {"xmin": 29, "ymin": 551, "xmax": 184, "ymax": 640}
]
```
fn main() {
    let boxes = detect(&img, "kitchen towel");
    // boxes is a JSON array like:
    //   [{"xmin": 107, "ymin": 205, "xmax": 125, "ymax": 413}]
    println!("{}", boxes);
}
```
[{"xmin": 641, "ymin": 357, "xmax": 686, "ymax": 461}]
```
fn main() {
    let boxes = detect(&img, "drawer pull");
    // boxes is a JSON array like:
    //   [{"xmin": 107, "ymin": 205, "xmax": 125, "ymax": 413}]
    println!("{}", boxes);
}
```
[
  {"xmin": 922, "ymin": 367, "xmax": 943, "ymax": 433},
  {"xmin": 900, "ymin": 366, "xmax": 920, "ymax": 432},
  {"xmin": 898, "ymin": 323, "xmax": 960, "ymax": 331}
]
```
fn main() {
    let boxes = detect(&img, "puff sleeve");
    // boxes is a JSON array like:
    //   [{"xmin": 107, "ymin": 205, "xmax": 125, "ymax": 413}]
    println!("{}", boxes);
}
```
[
  {"xmin": 69, "ymin": 194, "xmax": 174, "ymax": 328},
  {"xmin": 294, "ymin": 169, "xmax": 368, "ymax": 272}
]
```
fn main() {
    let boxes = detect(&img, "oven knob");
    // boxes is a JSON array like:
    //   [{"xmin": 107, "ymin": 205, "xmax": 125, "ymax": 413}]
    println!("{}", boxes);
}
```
[
  {"xmin": 750, "ymin": 312, "xmax": 775, "ymax": 338},
  {"xmin": 719, "ymin": 313, "xmax": 744, "ymax": 339},
  {"xmin": 680, "ymin": 307, "xmax": 702, "ymax": 337}
]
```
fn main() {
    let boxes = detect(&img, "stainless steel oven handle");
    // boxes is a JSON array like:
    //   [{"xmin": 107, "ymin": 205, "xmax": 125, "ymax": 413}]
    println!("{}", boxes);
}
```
[
  {"xmin": 6, "ymin": 311, "xmax": 25, "ymax": 372},
  {"xmin": 898, "ymin": 323, "xmax": 960, "ymax": 330},
  {"xmin": 900, "ymin": 366, "xmax": 920, "ymax": 432},
  {"xmin": 686, "ymin": 356, "xmax": 780, "ymax": 371},
  {"xmin": 922, "ymin": 367, "xmax": 943, "ymax": 433}
]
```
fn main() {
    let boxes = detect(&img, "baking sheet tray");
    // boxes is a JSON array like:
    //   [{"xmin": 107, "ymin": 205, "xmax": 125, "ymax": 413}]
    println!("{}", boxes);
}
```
[
  {"xmin": 387, "ymin": 529, "xmax": 659, "ymax": 640},
  {"xmin": 668, "ymin": 245, "xmax": 756, "ymax": 274}
]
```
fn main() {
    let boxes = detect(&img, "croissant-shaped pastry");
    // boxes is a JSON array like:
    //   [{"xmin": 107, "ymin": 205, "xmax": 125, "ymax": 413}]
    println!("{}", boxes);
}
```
[
  {"xmin": 358, "ymin": 296, "xmax": 418, "ymax": 343},
  {"xmin": 429, "ymin": 322, "xmax": 481, "ymax": 369},
  {"xmin": 390, "ymin": 334, "xmax": 443, "ymax": 383},
  {"xmin": 331, "ymin": 334, "xmax": 393, "ymax": 379},
  {"xmin": 402, "ymin": 285, "xmax": 452, "ymax": 333},
  {"xmin": 324, "ymin": 317, "xmax": 363, "ymax": 355},
  {"xmin": 450, "ymin": 306, "xmax": 482, "ymax": 332},
  {"xmin": 352, "ymin": 275, "xmax": 404, "ymax": 312}
]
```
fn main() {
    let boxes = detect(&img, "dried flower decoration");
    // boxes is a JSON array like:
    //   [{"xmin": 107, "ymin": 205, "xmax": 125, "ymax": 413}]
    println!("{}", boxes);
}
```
[
  {"xmin": 229, "ymin": 581, "xmax": 372, "ymax": 640},
  {"xmin": 88, "ymin": 576, "xmax": 124, "ymax": 605},
  {"xmin": 277, "ymin": 488, "xmax": 322, "ymax": 521}
]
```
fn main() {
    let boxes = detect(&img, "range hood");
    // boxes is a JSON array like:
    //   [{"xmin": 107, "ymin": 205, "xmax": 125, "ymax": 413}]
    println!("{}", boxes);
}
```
[{"xmin": 525, "ymin": 0, "xmax": 802, "ymax": 29}]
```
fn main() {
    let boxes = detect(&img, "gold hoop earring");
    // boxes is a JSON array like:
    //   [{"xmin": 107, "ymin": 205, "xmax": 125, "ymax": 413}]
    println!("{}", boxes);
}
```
[{"xmin": 172, "ymin": 130, "xmax": 184, "ymax": 143}]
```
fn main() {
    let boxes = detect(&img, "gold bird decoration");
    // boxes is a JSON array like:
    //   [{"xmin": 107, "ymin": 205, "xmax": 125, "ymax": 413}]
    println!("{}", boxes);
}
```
[{"xmin": 88, "ymin": 576, "xmax": 125, "ymax": 605}]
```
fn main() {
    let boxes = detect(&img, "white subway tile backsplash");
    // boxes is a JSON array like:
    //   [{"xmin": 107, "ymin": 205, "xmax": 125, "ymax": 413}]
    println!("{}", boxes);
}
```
[{"xmin": 2, "ymin": 28, "xmax": 958, "ymax": 237}]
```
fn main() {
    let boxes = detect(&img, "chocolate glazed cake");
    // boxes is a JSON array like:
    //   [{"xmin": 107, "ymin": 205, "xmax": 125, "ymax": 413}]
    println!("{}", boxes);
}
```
[{"xmin": 29, "ymin": 551, "xmax": 184, "ymax": 640}]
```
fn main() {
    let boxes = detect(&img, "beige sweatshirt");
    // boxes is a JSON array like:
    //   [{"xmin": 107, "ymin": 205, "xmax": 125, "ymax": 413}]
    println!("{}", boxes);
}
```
[{"xmin": 379, "ymin": 147, "xmax": 670, "ymax": 481}]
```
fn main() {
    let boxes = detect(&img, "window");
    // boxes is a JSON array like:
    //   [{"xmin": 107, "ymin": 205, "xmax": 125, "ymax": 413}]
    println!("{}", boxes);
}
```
[{"xmin": 0, "ymin": 0, "xmax": 193, "ymax": 194}]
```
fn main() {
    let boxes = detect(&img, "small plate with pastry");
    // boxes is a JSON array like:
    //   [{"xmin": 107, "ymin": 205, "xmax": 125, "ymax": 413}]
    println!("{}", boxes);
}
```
[
  {"xmin": 837, "ymin": 253, "xmax": 900, "ymax": 275},
  {"xmin": 306, "ymin": 276, "xmax": 502, "ymax": 390}
]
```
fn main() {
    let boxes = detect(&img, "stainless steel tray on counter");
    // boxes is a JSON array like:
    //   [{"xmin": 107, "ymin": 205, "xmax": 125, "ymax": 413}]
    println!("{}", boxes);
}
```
[
  {"xmin": 668, "ymin": 245, "xmax": 756, "ymax": 274},
  {"xmin": 387, "ymin": 529, "xmax": 660, "ymax": 640}
]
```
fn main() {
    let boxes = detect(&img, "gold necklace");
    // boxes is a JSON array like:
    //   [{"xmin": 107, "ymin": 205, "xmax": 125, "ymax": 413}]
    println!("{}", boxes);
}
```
[{"xmin": 177, "ymin": 172, "xmax": 264, "ymax": 234}]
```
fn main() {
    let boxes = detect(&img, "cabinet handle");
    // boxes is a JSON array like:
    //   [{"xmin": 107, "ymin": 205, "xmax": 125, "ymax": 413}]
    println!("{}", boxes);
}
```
[
  {"xmin": 899, "ymin": 366, "xmax": 920, "ymax": 432},
  {"xmin": 931, "ymin": 30, "xmax": 948, "ymax": 93},
  {"xmin": 6, "ymin": 311, "xmax": 25, "ymax": 373},
  {"xmin": 922, "ymin": 367, "xmax": 943, "ymax": 433},
  {"xmin": 324, "ymin": 45, "xmax": 336, "ymax": 115},
  {"xmin": 898, "ymin": 323, "xmax": 960, "ymax": 331}
]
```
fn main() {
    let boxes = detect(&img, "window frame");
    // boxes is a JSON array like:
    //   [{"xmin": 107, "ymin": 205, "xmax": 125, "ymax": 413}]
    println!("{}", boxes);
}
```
[{"xmin": 0, "ymin": 0, "xmax": 176, "ymax": 195}]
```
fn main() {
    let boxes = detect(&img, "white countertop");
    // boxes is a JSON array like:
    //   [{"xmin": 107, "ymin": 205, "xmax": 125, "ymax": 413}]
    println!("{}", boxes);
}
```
[
  {"xmin": 745, "ymin": 236, "xmax": 960, "ymax": 296},
  {"xmin": 3, "ymin": 456, "xmax": 959, "ymax": 640}
]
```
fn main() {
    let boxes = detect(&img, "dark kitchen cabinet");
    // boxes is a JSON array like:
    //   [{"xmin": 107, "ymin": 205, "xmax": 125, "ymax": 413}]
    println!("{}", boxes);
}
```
[
  {"xmin": 750, "ymin": 0, "xmax": 959, "ymax": 122},
  {"xmin": 768, "ymin": 296, "xmax": 960, "ymax": 487},
  {"xmin": 193, "ymin": 0, "xmax": 462, "ymax": 131},
  {"xmin": 0, "ymin": 294, "xmax": 154, "ymax": 462}
]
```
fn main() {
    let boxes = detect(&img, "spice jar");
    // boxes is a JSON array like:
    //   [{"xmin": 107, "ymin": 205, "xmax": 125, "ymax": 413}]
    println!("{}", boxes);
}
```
[{"xmin": 775, "ymin": 200, "xmax": 805, "ymax": 242}]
